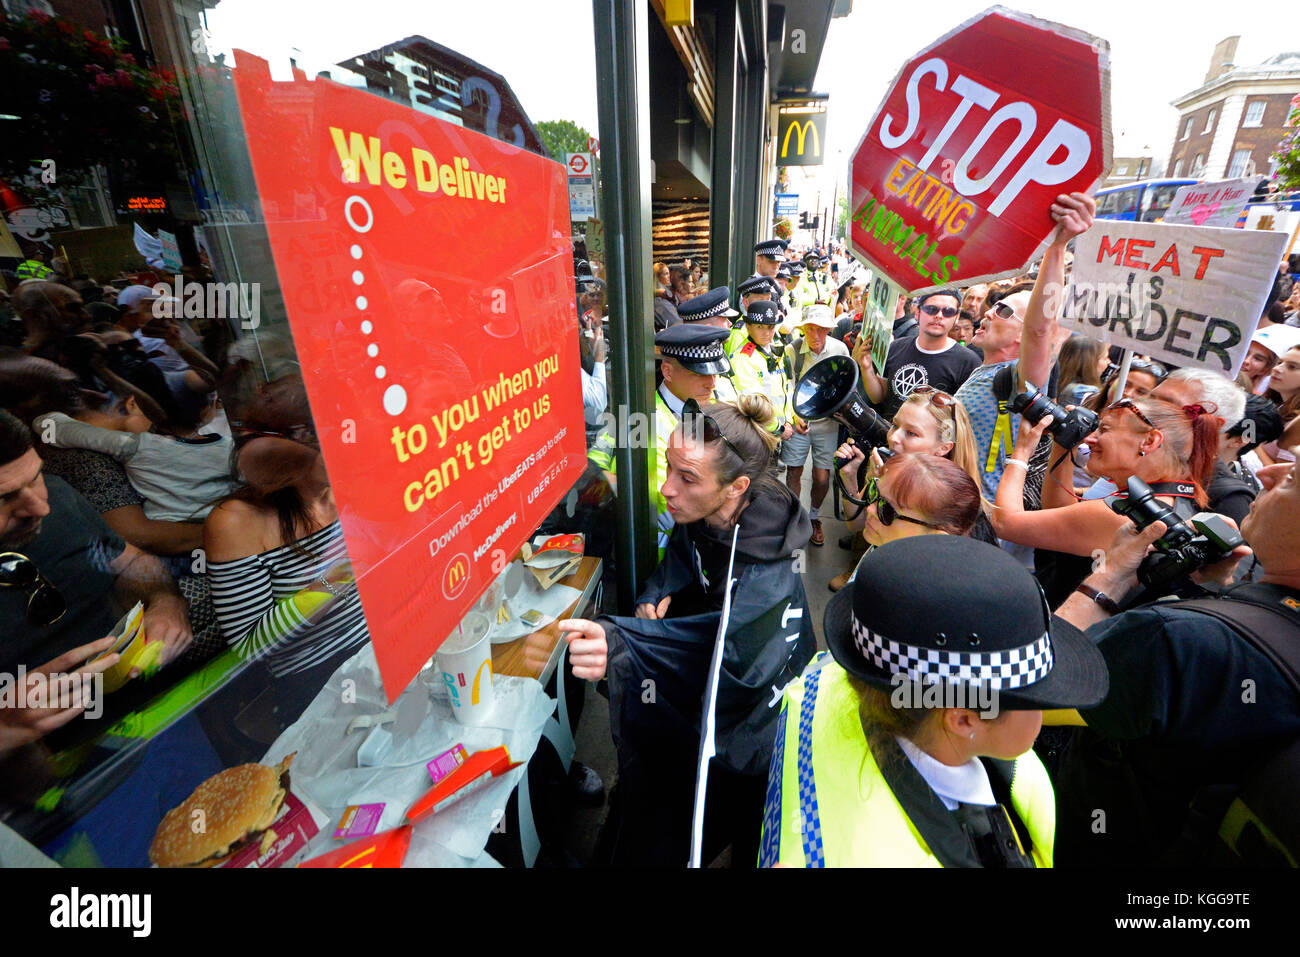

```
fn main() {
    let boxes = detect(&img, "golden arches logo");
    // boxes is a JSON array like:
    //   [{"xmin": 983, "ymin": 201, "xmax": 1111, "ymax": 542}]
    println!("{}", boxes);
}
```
[
  {"xmin": 442, "ymin": 552, "xmax": 471, "ymax": 599},
  {"xmin": 781, "ymin": 118, "xmax": 820, "ymax": 159},
  {"xmin": 471, "ymin": 659, "xmax": 492, "ymax": 705}
]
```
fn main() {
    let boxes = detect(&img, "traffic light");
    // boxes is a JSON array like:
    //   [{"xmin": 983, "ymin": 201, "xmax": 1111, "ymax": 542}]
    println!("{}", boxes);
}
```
[{"xmin": 798, "ymin": 212, "xmax": 810, "ymax": 229}]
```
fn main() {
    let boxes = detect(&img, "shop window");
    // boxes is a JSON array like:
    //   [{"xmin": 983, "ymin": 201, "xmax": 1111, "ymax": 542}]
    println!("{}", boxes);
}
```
[{"xmin": 0, "ymin": 0, "xmax": 620, "ymax": 869}]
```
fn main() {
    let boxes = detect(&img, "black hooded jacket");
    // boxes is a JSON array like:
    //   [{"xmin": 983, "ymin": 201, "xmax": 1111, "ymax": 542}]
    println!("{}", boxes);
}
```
[
  {"xmin": 601, "ymin": 481, "xmax": 816, "ymax": 777},
  {"xmin": 597, "ymin": 481, "xmax": 816, "ymax": 864}
]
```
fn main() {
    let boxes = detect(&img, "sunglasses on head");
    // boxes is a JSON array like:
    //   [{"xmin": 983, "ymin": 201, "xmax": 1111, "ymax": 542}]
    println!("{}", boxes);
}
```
[
  {"xmin": 865, "ymin": 483, "xmax": 942, "ymax": 529},
  {"xmin": 919, "ymin": 303, "xmax": 958, "ymax": 318},
  {"xmin": 0, "ymin": 552, "xmax": 67, "ymax": 628},
  {"xmin": 680, "ymin": 398, "xmax": 745, "ymax": 463},
  {"xmin": 908, "ymin": 385, "xmax": 956, "ymax": 410},
  {"xmin": 1105, "ymin": 398, "xmax": 1157, "ymax": 431}
]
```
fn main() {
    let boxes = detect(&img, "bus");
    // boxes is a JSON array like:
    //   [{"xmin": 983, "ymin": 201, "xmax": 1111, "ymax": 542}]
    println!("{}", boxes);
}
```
[{"xmin": 1094, "ymin": 178, "xmax": 1198, "ymax": 223}]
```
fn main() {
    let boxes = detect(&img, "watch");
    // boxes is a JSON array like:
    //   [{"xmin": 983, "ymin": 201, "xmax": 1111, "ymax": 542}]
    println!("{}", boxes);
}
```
[{"xmin": 1075, "ymin": 583, "xmax": 1120, "ymax": 615}]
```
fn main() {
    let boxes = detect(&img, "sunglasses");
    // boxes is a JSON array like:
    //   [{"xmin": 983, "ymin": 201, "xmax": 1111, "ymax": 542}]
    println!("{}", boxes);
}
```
[
  {"xmin": 0, "ymin": 552, "xmax": 67, "ymax": 628},
  {"xmin": 908, "ymin": 385, "xmax": 957, "ymax": 410},
  {"xmin": 680, "ymin": 398, "xmax": 745, "ymax": 463},
  {"xmin": 1105, "ymin": 398, "xmax": 1157, "ymax": 431},
  {"xmin": 920, "ymin": 303, "xmax": 959, "ymax": 318},
  {"xmin": 990, "ymin": 300, "xmax": 1021, "ymax": 321},
  {"xmin": 865, "ymin": 483, "xmax": 942, "ymax": 529}
]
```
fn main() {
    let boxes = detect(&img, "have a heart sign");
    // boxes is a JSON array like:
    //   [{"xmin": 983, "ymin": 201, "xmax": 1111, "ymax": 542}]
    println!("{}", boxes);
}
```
[{"xmin": 1163, "ymin": 177, "xmax": 1261, "ymax": 228}]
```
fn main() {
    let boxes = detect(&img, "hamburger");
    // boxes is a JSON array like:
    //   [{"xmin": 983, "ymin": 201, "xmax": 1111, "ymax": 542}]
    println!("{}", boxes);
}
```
[{"xmin": 149, "ymin": 753, "xmax": 296, "ymax": 868}]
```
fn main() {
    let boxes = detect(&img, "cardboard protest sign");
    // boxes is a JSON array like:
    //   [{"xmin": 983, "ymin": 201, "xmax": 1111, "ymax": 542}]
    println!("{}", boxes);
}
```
[
  {"xmin": 1163, "ymin": 177, "xmax": 1261, "ymax": 228},
  {"xmin": 231, "ymin": 54, "xmax": 587, "ymax": 701},
  {"xmin": 1059, "ymin": 219, "xmax": 1288, "ymax": 376},
  {"xmin": 848, "ymin": 7, "xmax": 1110, "ymax": 294}
]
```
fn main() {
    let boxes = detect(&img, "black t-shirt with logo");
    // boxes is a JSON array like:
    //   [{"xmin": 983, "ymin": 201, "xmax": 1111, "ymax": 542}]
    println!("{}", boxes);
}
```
[{"xmin": 879, "ymin": 336, "xmax": 981, "ymax": 419}]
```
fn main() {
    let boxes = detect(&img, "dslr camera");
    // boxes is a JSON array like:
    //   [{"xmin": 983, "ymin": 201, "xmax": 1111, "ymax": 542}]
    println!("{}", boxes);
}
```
[
  {"xmin": 1011, "ymin": 381, "xmax": 1099, "ymax": 449},
  {"xmin": 1109, "ymin": 476, "xmax": 1244, "ymax": 595}
]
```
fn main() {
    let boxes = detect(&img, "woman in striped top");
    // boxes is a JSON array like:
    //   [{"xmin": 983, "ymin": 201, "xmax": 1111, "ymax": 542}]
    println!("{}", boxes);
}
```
[{"xmin": 203, "ymin": 379, "xmax": 369, "ymax": 729}]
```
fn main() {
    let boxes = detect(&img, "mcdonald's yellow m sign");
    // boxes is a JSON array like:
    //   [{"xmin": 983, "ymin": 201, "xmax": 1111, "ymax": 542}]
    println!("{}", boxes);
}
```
[
  {"xmin": 442, "ymin": 552, "xmax": 471, "ymax": 599},
  {"xmin": 777, "ymin": 112, "xmax": 826, "ymax": 167}
]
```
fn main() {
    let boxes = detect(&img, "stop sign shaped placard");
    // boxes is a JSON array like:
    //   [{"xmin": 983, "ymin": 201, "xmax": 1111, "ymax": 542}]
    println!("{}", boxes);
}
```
[{"xmin": 848, "ymin": 7, "xmax": 1111, "ymax": 293}]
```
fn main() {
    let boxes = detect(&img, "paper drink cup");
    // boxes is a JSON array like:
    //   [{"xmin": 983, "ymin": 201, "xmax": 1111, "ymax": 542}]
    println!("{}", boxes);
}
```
[{"xmin": 436, "ymin": 612, "xmax": 494, "ymax": 724}]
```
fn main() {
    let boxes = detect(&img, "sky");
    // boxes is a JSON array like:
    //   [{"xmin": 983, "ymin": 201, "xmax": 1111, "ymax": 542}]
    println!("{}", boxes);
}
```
[{"xmin": 204, "ymin": 0, "xmax": 1285, "ymax": 192}]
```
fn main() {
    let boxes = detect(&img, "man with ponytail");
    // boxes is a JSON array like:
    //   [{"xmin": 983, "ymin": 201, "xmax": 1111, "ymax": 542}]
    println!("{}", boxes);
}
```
[{"xmin": 558, "ymin": 392, "xmax": 816, "ymax": 867}]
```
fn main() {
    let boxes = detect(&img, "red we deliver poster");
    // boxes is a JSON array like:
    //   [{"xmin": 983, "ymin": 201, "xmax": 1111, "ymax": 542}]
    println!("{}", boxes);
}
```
[{"xmin": 231, "ymin": 53, "xmax": 586, "ymax": 701}]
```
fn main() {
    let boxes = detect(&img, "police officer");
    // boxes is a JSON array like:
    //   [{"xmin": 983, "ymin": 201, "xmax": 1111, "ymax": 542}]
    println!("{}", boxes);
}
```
[
  {"xmin": 651, "ymin": 324, "xmax": 733, "ymax": 556},
  {"xmin": 794, "ymin": 251, "xmax": 835, "ymax": 309},
  {"xmin": 754, "ymin": 238, "xmax": 789, "ymax": 279},
  {"xmin": 728, "ymin": 300, "xmax": 794, "ymax": 439},
  {"xmin": 785, "ymin": 262, "xmax": 806, "ymax": 315},
  {"xmin": 772, "ymin": 264, "xmax": 794, "ymax": 323},
  {"xmin": 728, "ymin": 274, "xmax": 775, "ymax": 354},
  {"xmin": 761, "ymin": 535, "xmax": 1109, "ymax": 867},
  {"xmin": 675, "ymin": 287, "xmax": 741, "ymax": 403}
]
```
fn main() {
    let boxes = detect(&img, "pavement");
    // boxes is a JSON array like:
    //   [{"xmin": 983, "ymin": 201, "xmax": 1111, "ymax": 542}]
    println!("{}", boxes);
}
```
[{"xmin": 559, "ymin": 474, "xmax": 853, "ymax": 866}]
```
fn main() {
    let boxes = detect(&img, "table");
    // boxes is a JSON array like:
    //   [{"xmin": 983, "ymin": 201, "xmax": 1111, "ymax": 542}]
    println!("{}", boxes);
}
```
[
  {"xmin": 489, "ymin": 556, "xmax": 602, "ymax": 866},
  {"xmin": 492, "ymin": 555, "xmax": 603, "ymax": 684}
]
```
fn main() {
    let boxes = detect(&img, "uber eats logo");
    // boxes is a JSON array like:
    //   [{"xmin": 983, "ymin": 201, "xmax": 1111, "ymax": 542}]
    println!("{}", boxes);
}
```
[{"xmin": 777, "ymin": 109, "xmax": 827, "ymax": 167}]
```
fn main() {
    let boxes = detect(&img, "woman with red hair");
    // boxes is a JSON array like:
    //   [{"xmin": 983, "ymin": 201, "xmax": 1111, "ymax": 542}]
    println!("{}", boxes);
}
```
[{"xmin": 992, "ymin": 395, "xmax": 1222, "ymax": 606}]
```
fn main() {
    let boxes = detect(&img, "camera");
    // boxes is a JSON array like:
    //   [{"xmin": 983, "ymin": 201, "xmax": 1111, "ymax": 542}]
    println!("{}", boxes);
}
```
[
  {"xmin": 1109, "ymin": 476, "xmax": 1245, "ymax": 594},
  {"xmin": 1010, "ymin": 381, "xmax": 1099, "ymax": 449}
]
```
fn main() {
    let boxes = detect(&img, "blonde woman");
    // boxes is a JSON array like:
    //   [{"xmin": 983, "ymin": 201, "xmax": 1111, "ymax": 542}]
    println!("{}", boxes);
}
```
[{"xmin": 831, "ymin": 387, "xmax": 995, "ymax": 590}]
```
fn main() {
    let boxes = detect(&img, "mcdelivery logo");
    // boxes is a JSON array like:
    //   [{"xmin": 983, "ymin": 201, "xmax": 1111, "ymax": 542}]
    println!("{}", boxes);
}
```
[{"xmin": 442, "ymin": 552, "xmax": 471, "ymax": 600}]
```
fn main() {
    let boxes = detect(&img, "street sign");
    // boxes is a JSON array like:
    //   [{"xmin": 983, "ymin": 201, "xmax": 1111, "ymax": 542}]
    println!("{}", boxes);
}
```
[
  {"xmin": 777, "ymin": 110, "xmax": 828, "ymax": 167},
  {"xmin": 847, "ymin": 7, "xmax": 1111, "ymax": 293},
  {"xmin": 566, "ymin": 152, "xmax": 596, "ymax": 219},
  {"xmin": 587, "ymin": 136, "xmax": 600, "ymax": 154},
  {"xmin": 775, "ymin": 193, "xmax": 799, "ymax": 216}
]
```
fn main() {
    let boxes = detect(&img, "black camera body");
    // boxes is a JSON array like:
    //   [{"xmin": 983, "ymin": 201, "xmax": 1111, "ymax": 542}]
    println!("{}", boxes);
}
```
[
  {"xmin": 1010, "ymin": 381, "xmax": 1099, "ymax": 449},
  {"xmin": 1109, "ymin": 476, "xmax": 1245, "ymax": 593}
]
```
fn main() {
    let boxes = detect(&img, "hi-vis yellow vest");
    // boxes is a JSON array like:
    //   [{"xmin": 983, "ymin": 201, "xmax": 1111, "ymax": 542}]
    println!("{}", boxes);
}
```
[{"xmin": 758, "ymin": 661, "xmax": 1057, "ymax": 867}]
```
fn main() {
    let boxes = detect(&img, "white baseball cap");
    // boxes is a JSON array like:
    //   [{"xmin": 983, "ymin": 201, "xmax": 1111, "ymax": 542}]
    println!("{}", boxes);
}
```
[{"xmin": 1251, "ymin": 323, "xmax": 1300, "ymax": 359}]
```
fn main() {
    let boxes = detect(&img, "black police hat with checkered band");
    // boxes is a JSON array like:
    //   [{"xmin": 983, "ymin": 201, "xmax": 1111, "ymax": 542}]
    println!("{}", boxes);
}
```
[
  {"xmin": 737, "ymin": 274, "xmax": 773, "ymax": 297},
  {"xmin": 754, "ymin": 238, "xmax": 789, "ymax": 260},
  {"xmin": 677, "ymin": 287, "xmax": 740, "ymax": 323},
  {"xmin": 654, "ymin": 324, "xmax": 732, "ymax": 375},
  {"xmin": 824, "ymin": 536, "xmax": 1108, "ymax": 710},
  {"xmin": 744, "ymin": 300, "xmax": 780, "ymax": 326}
]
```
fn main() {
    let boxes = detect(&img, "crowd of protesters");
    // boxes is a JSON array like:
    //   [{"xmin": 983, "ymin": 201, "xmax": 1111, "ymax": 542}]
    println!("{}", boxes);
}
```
[
  {"xmin": 565, "ymin": 190, "xmax": 1300, "ymax": 868},
  {"xmin": 6, "ymin": 188, "xmax": 1300, "ymax": 869}
]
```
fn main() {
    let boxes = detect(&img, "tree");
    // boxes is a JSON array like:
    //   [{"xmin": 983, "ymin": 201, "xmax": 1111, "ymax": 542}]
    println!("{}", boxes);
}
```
[
  {"xmin": 834, "ymin": 195, "xmax": 849, "ymax": 241},
  {"xmin": 1271, "ymin": 98, "xmax": 1300, "ymax": 192},
  {"xmin": 536, "ymin": 119, "xmax": 593, "ymax": 160}
]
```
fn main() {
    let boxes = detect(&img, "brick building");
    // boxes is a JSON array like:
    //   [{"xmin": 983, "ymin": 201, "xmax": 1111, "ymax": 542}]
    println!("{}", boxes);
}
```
[{"xmin": 1167, "ymin": 37, "xmax": 1300, "ymax": 181}]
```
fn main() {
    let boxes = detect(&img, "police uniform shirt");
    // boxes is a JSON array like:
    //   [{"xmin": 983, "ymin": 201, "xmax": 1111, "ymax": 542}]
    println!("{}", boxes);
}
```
[
  {"xmin": 1055, "ymin": 595, "xmax": 1300, "ymax": 867},
  {"xmin": 874, "ymin": 736, "xmax": 1037, "ymax": 868}
]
